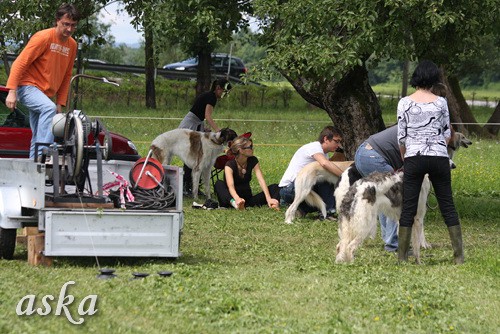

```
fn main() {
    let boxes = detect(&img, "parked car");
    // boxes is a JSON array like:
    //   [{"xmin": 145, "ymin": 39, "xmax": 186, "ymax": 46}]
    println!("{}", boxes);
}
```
[
  {"xmin": 0, "ymin": 85, "xmax": 140, "ymax": 161},
  {"xmin": 163, "ymin": 53, "xmax": 247, "ymax": 78}
]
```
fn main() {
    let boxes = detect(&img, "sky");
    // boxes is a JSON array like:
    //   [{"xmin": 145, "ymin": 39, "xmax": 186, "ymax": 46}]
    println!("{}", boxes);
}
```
[
  {"xmin": 99, "ymin": 2, "xmax": 142, "ymax": 46},
  {"xmin": 98, "ymin": 2, "xmax": 260, "ymax": 47}
]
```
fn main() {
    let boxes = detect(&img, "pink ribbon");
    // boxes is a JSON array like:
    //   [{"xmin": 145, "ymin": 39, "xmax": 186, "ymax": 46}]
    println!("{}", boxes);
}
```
[{"xmin": 102, "ymin": 170, "xmax": 135, "ymax": 208}]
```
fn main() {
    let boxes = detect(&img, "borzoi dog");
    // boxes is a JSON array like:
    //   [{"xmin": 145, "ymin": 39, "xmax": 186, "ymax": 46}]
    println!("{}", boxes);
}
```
[
  {"xmin": 150, "ymin": 128, "xmax": 237, "ymax": 199},
  {"xmin": 284, "ymin": 161, "xmax": 354, "ymax": 224},
  {"xmin": 335, "ymin": 131, "xmax": 472, "ymax": 264}
]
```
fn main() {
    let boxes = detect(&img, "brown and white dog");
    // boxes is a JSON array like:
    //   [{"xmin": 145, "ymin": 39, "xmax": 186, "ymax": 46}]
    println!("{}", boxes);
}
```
[
  {"xmin": 335, "ymin": 131, "xmax": 472, "ymax": 264},
  {"xmin": 150, "ymin": 128, "xmax": 237, "ymax": 199}
]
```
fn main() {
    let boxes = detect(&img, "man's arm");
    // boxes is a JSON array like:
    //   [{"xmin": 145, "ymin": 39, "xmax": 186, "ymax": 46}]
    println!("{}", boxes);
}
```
[{"xmin": 313, "ymin": 153, "xmax": 344, "ymax": 177}]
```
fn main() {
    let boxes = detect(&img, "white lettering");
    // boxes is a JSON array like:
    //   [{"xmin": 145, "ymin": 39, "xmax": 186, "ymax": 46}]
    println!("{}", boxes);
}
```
[
  {"xmin": 37, "ymin": 295, "xmax": 54, "ymax": 316},
  {"xmin": 15, "ymin": 281, "xmax": 98, "ymax": 324},
  {"xmin": 78, "ymin": 295, "xmax": 98, "ymax": 316},
  {"xmin": 16, "ymin": 295, "xmax": 36, "ymax": 315},
  {"xmin": 54, "ymin": 281, "xmax": 84, "ymax": 325}
]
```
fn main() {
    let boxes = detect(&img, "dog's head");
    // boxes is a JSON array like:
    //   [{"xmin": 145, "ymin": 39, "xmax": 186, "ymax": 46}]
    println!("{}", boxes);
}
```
[
  {"xmin": 447, "ymin": 132, "xmax": 472, "ymax": 168},
  {"xmin": 215, "ymin": 128, "xmax": 238, "ymax": 145}
]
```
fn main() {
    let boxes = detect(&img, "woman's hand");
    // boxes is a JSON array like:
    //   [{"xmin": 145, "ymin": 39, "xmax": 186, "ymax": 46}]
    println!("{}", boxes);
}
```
[
  {"xmin": 235, "ymin": 197, "xmax": 246, "ymax": 210},
  {"xmin": 268, "ymin": 198, "xmax": 279, "ymax": 211}
]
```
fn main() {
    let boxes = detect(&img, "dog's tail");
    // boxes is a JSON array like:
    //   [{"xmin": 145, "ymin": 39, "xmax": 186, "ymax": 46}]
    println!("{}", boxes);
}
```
[
  {"xmin": 304, "ymin": 190, "xmax": 326, "ymax": 217},
  {"xmin": 150, "ymin": 145, "xmax": 164, "ymax": 164}
]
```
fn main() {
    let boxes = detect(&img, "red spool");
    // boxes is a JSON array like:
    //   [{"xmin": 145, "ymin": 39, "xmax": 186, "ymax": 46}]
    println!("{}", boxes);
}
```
[{"xmin": 129, "ymin": 157, "xmax": 165, "ymax": 189}]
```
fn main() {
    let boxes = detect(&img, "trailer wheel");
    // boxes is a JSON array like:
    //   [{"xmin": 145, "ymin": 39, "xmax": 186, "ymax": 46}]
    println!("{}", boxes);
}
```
[{"xmin": 0, "ymin": 227, "xmax": 16, "ymax": 260}]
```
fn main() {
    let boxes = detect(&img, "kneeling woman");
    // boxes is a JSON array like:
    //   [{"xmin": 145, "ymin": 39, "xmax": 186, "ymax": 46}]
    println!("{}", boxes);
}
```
[{"xmin": 215, "ymin": 137, "xmax": 280, "ymax": 210}]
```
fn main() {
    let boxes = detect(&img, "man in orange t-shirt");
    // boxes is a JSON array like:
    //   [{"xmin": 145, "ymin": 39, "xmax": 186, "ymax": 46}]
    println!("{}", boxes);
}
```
[{"xmin": 5, "ymin": 3, "xmax": 80, "ymax": 159}]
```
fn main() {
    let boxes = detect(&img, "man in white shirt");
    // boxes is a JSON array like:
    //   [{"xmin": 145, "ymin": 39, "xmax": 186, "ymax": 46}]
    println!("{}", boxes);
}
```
[{"xmin": 279, "ymin": 125, "xmax": 344, "ymax": 220}]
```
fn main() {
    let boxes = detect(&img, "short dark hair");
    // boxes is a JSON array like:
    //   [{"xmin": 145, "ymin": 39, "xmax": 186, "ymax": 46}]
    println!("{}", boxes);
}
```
[
  {"xmin": 55, "ymin": 3, "xmax": 80, "ymax": 23},
  {"xmin": 318, "ymin": 125, "xmax": 343, "ymax": 143},
  {"xmin": 210, "ymin": 78, "xmax": 232, "ymax": 92},
  {"xmin": 409, "ymin": 60, "xmax": 441, "ymax": 89}
]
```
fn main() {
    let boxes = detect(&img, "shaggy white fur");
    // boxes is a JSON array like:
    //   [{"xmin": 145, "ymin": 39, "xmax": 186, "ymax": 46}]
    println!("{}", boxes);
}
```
[{"xmin": 335, "ymin": 170, "xmax": 430, "ymax": 263}]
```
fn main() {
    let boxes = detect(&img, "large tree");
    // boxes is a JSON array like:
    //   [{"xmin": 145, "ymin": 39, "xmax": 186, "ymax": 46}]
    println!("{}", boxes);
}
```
[
  {"xmin": 254, "ymin": 0, "xmax": 499, "ymax": 156},
  {"xmin": 254, "ymin": 0, "xmax": 395, "ymax": 156}
]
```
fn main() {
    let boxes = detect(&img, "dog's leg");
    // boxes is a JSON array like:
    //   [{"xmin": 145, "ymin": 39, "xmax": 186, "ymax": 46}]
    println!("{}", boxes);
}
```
[
  {"xmin": 285, "ymin": 200, "xmax": 301, "ymax": 224},
  {"xmin": 335, "ymin": 219, "xmax": 350, "ymax": 263},
  {"xmin": 202, "ymin": 167, "xmax": 211, "ymax": 199},
  {"xmin": 418, "ymin": 175, "xmax": 432, "ymax": 249},
  {"xmin": 191, "ymin": 167, "xmax": 201, "ymax": 199},
  {"xmin": 284, "ymin": 176, "xmax": 312, "ymax": 224},
  {"xmin": 411, "ymin": 222, "xmax": 423, "ymax": 264}
]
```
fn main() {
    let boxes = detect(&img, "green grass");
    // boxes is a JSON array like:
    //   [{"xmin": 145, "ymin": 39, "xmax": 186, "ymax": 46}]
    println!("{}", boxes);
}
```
[{"xmin": 0, "ymin": 106, "xmax": 498, "ymax": 333}]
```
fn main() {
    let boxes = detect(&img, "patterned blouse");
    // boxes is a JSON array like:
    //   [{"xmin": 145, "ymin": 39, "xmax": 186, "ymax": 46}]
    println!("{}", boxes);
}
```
[{"xmin": 397, "ymin": 96, "xmax": 451, "ymax": 158}]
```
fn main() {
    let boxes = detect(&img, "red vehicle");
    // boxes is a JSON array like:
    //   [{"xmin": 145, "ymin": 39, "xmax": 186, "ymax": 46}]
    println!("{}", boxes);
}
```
[{"xmin": 0, "ymin": 85, "xmax": 140, "ymax": 161}]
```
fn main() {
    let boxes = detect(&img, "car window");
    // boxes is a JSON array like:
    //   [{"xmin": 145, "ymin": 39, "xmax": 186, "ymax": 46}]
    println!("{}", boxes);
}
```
[{"xmin": 180, "ymin": 58, "xmax": 197, "ymax": 65}]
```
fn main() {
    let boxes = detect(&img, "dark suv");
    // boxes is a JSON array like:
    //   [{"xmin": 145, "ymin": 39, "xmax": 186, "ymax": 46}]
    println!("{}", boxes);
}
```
[{"xmin": 163, "ymin": 53, "xmax": 247, "ymax": 78}]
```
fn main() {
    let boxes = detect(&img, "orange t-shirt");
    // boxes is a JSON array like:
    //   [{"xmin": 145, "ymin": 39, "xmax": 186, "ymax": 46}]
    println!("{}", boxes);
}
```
[{"xmin": 6, "ymin": 28, "xmax": 77, "ymax": 106}]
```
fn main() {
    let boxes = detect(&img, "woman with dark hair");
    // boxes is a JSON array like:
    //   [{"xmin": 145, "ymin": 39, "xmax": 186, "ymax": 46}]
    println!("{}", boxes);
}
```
[
  {"xmin": 214, "ymin": 136, "xmax": 280, "ymax": 210},
  {"xmin": 178, "ymin": 78, "xmax": 232, "ymax": 194},
  {"xmin": 178, "ymin": 78, "xmax": 232, "ymax": 132},
  {"xmin": 397, "ymin": 60, "xmax": 464, "ymax": 264}
]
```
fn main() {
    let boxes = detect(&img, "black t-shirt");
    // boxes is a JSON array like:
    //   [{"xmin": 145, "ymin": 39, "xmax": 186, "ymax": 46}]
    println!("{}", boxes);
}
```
[
  {"xmin": 225, "ymin": 156, "xmax": 259, "ymax": 200},
  {"xmin": 190, "ymin": 91, "xmax": 217, "ymax": 121}
]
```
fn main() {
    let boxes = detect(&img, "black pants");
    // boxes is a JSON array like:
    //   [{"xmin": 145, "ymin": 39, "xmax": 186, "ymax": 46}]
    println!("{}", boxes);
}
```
[
  {"xmin": 214, "ymin": 180, "xmax": 280, "ymax": 208},
  {"xmin": 400, "ymin": 156, "xmax": 459, "ymax": 228}
]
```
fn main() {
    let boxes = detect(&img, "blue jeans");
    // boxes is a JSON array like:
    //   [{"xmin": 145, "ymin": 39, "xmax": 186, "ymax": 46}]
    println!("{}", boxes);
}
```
[
  {"xmin": 17, "ymin": 86, "xmax": 57, "ymax": 159},
  {"xmin": 400, "ymin": 156, "xmax": 459, "ymax": 228},
  {"xmin": 354, "ymin": 142, "xmax": 398, "ymax": 251},
  {"xmin": 279, "ymin": 181, "xmax": 335, "ymax": 214}
]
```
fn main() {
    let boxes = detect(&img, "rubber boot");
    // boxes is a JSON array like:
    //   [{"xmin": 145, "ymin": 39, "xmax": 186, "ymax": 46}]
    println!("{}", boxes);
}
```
[
  {"xmin": 448, "ymin": 225, "xmax": 464, "ymax": 264},
  {"xmin": 398, "ymin": 226, "xmax": 412, "ymax": 262}
]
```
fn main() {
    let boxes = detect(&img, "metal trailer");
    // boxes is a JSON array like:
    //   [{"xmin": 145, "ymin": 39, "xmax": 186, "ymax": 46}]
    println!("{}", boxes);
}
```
[{"xmin": 0, "ymin": 158, "xmax": 183, "ymax": 260}]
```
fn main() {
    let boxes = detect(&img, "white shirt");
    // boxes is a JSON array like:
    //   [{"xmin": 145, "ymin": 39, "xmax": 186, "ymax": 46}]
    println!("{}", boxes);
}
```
[{"xmin": 279, "ymin": 141, "xmax": 326, "ymax": 187}]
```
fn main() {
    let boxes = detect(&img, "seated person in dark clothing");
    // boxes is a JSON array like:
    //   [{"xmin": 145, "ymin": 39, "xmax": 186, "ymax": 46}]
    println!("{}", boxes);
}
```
[{"xmin": 214, "ymin": 136, "xmax": 280, "ymax": 210}]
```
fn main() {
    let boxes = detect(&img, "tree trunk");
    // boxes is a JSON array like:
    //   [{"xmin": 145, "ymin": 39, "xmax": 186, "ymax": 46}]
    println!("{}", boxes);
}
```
[
  {"xmin": 326, "ymin": 66, "xmax": 386, "ymax": 159},
  {"xmin": 484, "ymin": 102, "xmax": 500, "ymax": 136},
  {"xmin": 286, "ymin": 65, "xmax": 385, "ymax": 159},
  {"xmin": 144, "ymin": 24, "xmax": 156, "ymax": 109},
  {"xmin": 196, "ymin": 49, "xmax": 213, "ymax": 96},
  {"xmin": 401, "ymin": 60, "xmax": 410, "ymax": 97},
  {"xmin": 444, "ymin": 74, "xmax": 484, "ymax": 136}
]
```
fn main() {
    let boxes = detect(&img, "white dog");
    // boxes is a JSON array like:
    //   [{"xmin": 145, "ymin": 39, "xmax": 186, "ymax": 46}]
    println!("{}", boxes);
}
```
[
  {"xmin": 335, "ymin": 131, "xmax": 472, "ymax": 264},
  {"xmin": 284, "ymin": 161, "xmax": 354, "ymax": 224},
  {"xmin": 150, "ymin": 128, "xmax": 237, "ymax": 199},
  {"xmin": 335, "ymin": 169, "xmax": 430, "ymax": 263}
]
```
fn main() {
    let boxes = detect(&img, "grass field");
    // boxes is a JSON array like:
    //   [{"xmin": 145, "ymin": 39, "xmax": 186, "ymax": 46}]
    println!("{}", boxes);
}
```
[{"xmin": 0, "ymin": 104, "xmax": 498, "ymax": 333}]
